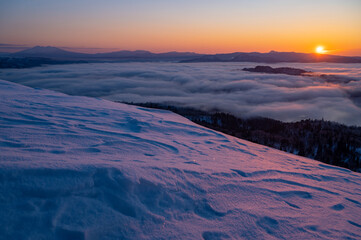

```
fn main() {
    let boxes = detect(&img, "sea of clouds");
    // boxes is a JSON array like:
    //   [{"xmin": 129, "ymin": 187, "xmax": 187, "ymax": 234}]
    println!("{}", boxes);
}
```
[{"xmin": 0, "ymin": 62, "xmax": 360, "ymax": 125}]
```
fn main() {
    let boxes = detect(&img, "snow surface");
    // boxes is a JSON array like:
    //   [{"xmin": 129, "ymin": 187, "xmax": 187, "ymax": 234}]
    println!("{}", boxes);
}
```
[{"xmin": 0, "ymin": 79, "xmax": 361, "ymax": 239}]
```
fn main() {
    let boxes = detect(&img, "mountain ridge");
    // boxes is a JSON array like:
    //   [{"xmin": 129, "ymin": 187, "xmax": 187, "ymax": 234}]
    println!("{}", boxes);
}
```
[
  {"xmin": 10, "ymin": 46, "xmax": 202, "ymax": 60},
  {"xmin": 181, "ymin": 50, "xmax": 361, "ymax": 63},
  {"xmin": 6, "ymin": 46, "xmax": 361, "ymax": 63}
]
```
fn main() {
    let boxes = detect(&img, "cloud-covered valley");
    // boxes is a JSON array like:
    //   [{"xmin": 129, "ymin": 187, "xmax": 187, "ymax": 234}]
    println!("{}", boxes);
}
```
[{"xmin": 0, "ymin": 62, "xmax": 360, "ymax": 125}]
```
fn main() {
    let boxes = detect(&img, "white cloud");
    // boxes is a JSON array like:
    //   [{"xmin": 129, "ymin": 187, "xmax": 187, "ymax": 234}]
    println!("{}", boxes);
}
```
[{"xmin": 0, "ymin": 62, "xmax": 360, "ymax": 125}]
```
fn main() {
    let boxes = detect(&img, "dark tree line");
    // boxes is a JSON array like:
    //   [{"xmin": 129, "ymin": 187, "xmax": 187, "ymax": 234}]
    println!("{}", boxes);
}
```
[
  {"xmin": 129, "ymin": 102, "xmax": 361, "ymax": 172},
  {"xmin": 0, "ymin": 57, "xmax": 86, "ymax": 69}
]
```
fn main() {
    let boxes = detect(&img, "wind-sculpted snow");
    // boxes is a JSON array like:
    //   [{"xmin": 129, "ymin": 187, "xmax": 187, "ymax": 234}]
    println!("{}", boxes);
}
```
[
  {"xmin": 0, "ymin": 80, "xmax": 361, "ymax": 239},
  {"xmin": 0, "ymin": 62, "xmax": 360, "ymax": 125}
]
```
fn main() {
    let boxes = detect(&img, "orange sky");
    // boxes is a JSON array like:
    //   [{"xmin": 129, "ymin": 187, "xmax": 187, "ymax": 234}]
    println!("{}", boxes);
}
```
[{"xmin": 0, "ymin": 0, "xmax": 360, "ymax": 55}]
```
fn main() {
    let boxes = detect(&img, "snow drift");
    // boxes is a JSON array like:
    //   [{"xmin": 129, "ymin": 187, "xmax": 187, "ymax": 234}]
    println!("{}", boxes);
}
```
[{"xmin": 0, "ymin": 80, "xmax": 360, "ymax": 239}]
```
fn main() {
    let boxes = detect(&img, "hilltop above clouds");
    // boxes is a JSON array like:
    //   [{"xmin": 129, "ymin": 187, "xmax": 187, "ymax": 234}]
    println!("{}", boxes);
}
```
[{"xmin": 1, "ymin": 79, "xmax": 361, "ymax": 239}]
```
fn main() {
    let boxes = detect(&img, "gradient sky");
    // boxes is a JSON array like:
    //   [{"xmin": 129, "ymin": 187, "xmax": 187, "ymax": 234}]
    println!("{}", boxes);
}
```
[{"xmin": 0, "ymin": 0, "xmax": 360, "ymax": 55}]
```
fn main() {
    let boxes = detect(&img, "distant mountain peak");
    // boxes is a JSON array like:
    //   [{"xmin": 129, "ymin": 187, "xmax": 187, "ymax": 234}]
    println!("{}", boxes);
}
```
[
  {"xmin": 21, "ymin": 46, "xmax": 67, "ymax": 53},
  {"xmin": 27, "ymin": 46, "xmax": 65, "ymax": 51},
  {"xmin": 11, "ymin": 46, "xmax": 88, "ymax": 58},
  {"xmin": 33, "ymin": 46, "xmax": 59, "ymax": 49}
]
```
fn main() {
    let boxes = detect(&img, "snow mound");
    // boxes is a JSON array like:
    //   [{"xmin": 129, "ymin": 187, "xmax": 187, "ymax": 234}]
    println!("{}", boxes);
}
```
[{"xmin": 0, "ymin": 79, "xmax": 360, "ymax": 239}]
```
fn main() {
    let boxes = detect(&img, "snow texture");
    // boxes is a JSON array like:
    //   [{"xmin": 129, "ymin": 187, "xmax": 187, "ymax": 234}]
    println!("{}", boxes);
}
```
[{"xmin": 0, "ymin": 80, "xmax": 360, "ymax": 239}]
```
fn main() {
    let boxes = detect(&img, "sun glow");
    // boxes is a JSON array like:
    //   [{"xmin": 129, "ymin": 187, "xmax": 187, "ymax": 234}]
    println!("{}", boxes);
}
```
[{"xmin": 315, "ymin": 46, "xmax": 327, "ymax": 54}]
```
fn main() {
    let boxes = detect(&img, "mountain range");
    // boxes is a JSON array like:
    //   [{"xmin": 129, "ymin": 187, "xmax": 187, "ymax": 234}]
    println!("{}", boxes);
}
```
[
  {"xmin": 8, "ymin": 46, "xmax": 202, "ymax": 61},
  {"xmin": 4, "ymin": 46, "xmax": 361, "ymax": 63},
  {"xmin": 181, "ymin": 50, "xmax": 361, "ymax": 63}
]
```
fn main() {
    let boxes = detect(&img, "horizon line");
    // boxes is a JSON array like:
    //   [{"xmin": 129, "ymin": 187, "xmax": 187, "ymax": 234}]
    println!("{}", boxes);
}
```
[{"xmin": 1, "ymin": 44, "xmax": 361, "ymax": 57}]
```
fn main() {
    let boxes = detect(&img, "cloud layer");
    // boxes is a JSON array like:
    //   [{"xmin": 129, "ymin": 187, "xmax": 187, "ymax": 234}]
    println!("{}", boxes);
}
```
[{"xmin": 0, "ymin": 62, "xmax": 360, "ymax": 126}]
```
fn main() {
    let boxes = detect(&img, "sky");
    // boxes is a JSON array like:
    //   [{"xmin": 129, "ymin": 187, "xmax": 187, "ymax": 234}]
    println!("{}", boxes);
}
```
[{"xmin": 0, "ymin": 0, "xmax": 360, "ymax": 55}]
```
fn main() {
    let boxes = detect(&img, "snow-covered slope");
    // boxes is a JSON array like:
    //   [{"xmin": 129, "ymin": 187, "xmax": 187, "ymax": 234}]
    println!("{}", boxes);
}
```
[{"xmin": 0, "ymin": 79, "xmax": 360, "ymax": 240}]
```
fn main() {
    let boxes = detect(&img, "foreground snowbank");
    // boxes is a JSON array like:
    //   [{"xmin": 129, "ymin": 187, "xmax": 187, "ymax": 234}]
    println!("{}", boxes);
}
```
[{"xmin": 0, "ymin": 80, "xmax": 360, "ymax": 239}]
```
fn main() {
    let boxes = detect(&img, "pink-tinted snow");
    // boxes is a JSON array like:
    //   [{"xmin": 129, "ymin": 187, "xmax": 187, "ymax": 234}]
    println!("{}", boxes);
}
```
[{"xmin": 0, "ymin": 80, "xmax": 360, "ymax": 239}]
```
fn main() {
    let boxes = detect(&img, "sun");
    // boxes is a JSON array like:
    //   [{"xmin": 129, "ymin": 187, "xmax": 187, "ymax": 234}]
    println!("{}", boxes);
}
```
[{"xmin": 315, "ymin": 46, "xmax": 327, "ymax": 54}]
